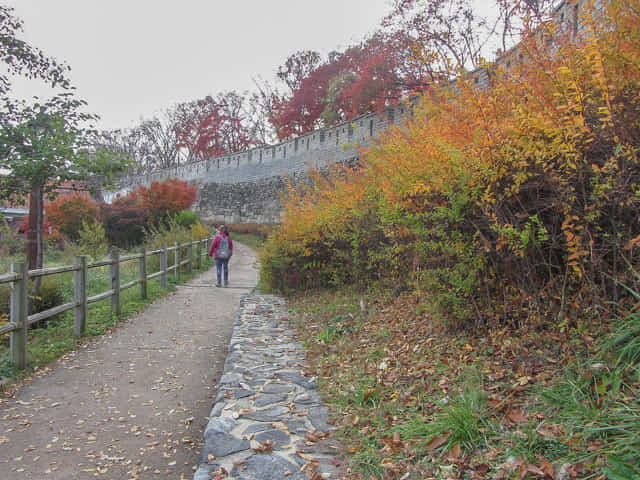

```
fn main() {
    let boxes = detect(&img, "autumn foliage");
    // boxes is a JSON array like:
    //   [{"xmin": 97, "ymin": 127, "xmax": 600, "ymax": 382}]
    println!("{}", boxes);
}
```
[
  {"xmin": 262, "ymin": 0, "xmax": 640, "ymax": 328},
  {"xmin": 134, "ymin": 178, "xmax": 197, "ymax": 225},
  {"xmin": 174, "ymin": 94, "xmax": 255, "ymax": 160},
  {"xmin": 101, "ymin": 196, "xmax": 149, "ymax": 248},
  {"xmin": 101, "ymin": 178, "xmax": 197, "ymax": 247},
  {"xmin": 272, "ymin": 33, "xmax": 428, "ymax": 138},
  {"xmin": 45, "ymin": 192, "xmax": 100, "ymax": 241}
]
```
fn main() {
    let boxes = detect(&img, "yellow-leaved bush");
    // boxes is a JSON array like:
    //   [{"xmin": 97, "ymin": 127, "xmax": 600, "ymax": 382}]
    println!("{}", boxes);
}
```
[{"xmin": 261, "ymin": 0, "xmax": 640, "ymax": 328}]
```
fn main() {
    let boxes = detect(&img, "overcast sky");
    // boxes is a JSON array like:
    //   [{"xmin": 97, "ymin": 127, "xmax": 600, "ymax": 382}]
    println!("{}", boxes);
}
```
[{"xmin": 4, "ymin": 0, "xmax": 393, "ymax": 131}]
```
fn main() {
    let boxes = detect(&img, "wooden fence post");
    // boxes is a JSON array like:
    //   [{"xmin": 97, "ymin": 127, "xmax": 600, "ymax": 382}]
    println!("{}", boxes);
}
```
[
  {"xmin": 9, "ymin": 263, "xmax": 28, "ymax": 369},
  {"xmin": 74, "ymin": 256, "xmax": 88, "ymax": 337},
  {"xmin": 111, "ymin": 249, "xmax": 121, "ymax": 316},
  {"xmin": 174, "ymin": 242, "xmax": 179, "ymax": 282},
  {"xmin": 139, "ymin": 247, "xmax": 147, "ymax": 300},
  {"xmin": 160, "ymin": 245, "xmax": 168, "ymax": 289},
  {"xmin": 196, "ymin": 238, "xmax": 202, "ymax": 270},
  {"xmin": 187, "ymin": 241, "xmax": 193, "ymax": 274}
]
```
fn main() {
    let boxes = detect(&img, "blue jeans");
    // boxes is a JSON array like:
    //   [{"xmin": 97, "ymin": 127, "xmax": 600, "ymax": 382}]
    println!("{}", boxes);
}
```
[{"xmin": 215, "ymin": 258, "xmax": 229, "ymax": 285}]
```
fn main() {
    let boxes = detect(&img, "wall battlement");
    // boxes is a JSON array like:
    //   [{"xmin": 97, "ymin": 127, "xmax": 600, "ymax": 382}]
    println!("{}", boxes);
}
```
[{"xmin": 102, "ymin": 103, "xmax": 411, "ymax": 223}]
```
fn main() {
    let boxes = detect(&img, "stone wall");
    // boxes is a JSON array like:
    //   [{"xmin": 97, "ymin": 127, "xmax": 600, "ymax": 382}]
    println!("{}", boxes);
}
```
[{"xmin": 103, "ymin": 103, "xmax": 410, "ymax": 223}]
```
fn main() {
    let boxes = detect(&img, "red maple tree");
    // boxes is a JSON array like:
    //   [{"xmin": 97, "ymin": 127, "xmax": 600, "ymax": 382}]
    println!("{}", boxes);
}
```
[
  {"xmin": 174, "ymin": 93, "xmax": 254, "ymax": 161},
  {"xmin": 272, "ymin": 33, "xmax": 429, "ymax": 138}
]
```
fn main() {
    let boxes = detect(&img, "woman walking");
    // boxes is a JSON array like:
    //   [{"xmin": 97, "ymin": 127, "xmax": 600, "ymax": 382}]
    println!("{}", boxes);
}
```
[{"xmin": 208, "ymin": 225, "xmax": 233, "ymax": 287}]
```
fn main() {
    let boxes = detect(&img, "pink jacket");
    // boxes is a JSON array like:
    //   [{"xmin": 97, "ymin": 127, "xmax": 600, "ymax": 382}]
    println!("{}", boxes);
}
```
[{"xmin": 209, "ymin": 233, "xmax": 233, "ymax": 258}]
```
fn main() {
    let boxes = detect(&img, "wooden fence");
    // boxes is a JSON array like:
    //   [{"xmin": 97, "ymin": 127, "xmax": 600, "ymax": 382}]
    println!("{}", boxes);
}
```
[{"xmin": 0, "ymin": 237, "xmax": 212, "ymax": 370}]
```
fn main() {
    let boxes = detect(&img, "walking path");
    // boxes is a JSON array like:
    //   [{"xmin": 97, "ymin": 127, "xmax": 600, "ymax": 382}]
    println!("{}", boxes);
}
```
[
  {"xmin": 192, "ymin": 295, "xmax": 343, "ymax": 480},
  {"xmin": 0, "ymin": 243, "xmax": 343, "ymax": 479},
  {"xmin": 0, "ymin": 244, "xmax": 256, "ymax": 479}
]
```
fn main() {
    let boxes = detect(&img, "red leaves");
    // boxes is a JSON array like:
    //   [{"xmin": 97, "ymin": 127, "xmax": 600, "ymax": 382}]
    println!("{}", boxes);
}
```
[
  {"xmin": 174, "ymin": 93, "xmax": 255, "ymax": 160},
  {"xmin": 101, "ymin": 195, "xmax": 149, "ymax": 247},
  {"xmin": 138, "ymin": 179, "xmax": 197, "ymax": 224},
  {"xmin": 102, "ymin": 178, "xmax": 195, "ymax": 246},
  {"xmin": 273, "ymin": 33, "xmax": 427, "ymax": 138},
  {"xmin": 45, "ymin": 192, "xmax": 99, "ymax": 241}
]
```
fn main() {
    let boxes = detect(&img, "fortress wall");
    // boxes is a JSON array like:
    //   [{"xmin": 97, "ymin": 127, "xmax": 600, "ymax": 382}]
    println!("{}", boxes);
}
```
[{"xmin": 103, "ymin": 104, "xmax": 406, "ymax": 222}]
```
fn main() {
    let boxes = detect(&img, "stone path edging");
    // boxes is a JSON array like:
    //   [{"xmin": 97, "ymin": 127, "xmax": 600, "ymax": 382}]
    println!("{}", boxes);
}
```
[{"xmin": 193, "ymin": 294, "xmax": 343, "ymax": 480}]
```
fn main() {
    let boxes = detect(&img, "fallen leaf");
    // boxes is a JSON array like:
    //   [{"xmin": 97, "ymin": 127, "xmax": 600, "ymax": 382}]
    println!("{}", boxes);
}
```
[
  {"xmin": 539, "ymin": 458, "xmax": 554, "ymax": 476},
  {"xmin": 448, "ymin": 443, "xmax": 461, "ymax": 460},
  {"xmin": 424, "ymin": 434, "xmax": 449, "ymax": 451},
  {"xmin": 507, "ymin": 408, "xmax": 528, "ymax": 423}
]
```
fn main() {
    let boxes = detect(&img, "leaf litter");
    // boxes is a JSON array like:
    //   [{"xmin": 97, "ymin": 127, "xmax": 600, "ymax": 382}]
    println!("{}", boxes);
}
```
[{"xmin": 289, "ymin": 290, "xmax": 621, "ymax": 479}]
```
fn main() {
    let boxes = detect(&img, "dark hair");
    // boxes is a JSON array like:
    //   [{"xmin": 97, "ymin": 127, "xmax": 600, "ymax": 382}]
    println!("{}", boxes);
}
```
[{"xmin": 220, "ymin": 225, "xmax": 229, "ymax": 235}]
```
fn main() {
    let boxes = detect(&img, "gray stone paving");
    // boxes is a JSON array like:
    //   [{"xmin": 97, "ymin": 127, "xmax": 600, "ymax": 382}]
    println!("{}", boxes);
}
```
[{"xmin": 193, "ymin": 295, "xmax": 343, "ymax": 480}]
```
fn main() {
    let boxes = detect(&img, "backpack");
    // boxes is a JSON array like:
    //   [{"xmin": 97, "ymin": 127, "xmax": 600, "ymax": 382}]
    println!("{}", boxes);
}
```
[{"xmin": 217, "ymin": 234, "xmax": 231, "ymax": 259}]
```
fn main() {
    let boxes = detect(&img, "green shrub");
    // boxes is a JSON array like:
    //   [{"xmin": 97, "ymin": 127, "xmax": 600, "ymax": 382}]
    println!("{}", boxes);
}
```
[
  {"xmin": 71, "ymin": 220, "xmax": 109, "ymax": 261},
  {"xmin": 31, "ymin": 275, "xmax": 70, "ymax": 320},
  {"xmin": 145, "ymin": 217, "xmax": 193, "ymax": 250},
  {"xmin": 0, "ymin": 220, "xmax": 24, "ymax": 257},
  {"xmin": 145, "ymin": 217, "xmax": 210, "ymax": 274},
  {"xmin": 174, "ymin": 210, "xmax": 199, "ymax": 228}
]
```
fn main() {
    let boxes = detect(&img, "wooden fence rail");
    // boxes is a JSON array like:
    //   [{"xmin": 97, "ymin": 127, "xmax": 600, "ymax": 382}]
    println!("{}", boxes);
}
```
[{"xmin": 0, "ymin": 237, "xmax": 213, "ymax": 370}]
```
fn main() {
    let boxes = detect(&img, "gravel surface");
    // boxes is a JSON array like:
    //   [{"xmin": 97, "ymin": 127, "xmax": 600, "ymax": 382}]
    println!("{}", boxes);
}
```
[{"xmin": 0, "ymin": 242, "xmax": 257, "ymax": 479}]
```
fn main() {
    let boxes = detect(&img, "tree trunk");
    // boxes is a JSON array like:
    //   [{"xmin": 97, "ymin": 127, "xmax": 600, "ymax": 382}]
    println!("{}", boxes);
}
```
[
  {"xmin": 26, "ymin": 184, "xmax": 44, "ymax": 271},
  {"xmin": 27, "ymin": 184, "xmax": 44, "ymax": 315}
]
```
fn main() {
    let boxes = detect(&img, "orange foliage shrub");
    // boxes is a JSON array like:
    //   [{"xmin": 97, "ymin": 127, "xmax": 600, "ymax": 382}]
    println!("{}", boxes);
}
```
[
  {"xmin": 136, "ymin": 178, "xmax": 197, "ymax": 225},
  {"xmin": 262, "ymin": 0, "xmax": 640, "ymax": 327},
  {"xmin": 101, "ymin": 178, "xmax": 197, "ymax": 247},
  {"xmin": 45, "ymin": 192, "xmax": 100, "ymax": 241}
]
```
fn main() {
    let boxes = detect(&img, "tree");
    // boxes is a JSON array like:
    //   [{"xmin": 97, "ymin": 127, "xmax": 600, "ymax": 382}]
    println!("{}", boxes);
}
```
[
  {"xmin": 174, "ymin": 92, "xmax": 256, "ymax": 161},
  {"xmin": 271, "ymin": 34, "xmax": 428, "ymax": 138},
  {"xmin": 135, "ymin": 113, "xmax": 180, "ymax": 170},
  {"xmin": 0, "ymin": 94, "xmax": 128, "ymax": 274},
  {"xmin": 249, "ymin": 77, "xmax": 288, "ymax": 143},
  {"xmin": 0, "ymin": 6, "xmax": 126, "ymax": 308},
  {"xmin": 382, "ymin": 0, "xmax": 557, "ymax": 79},
  {"xmin": 96, "ymin": 111, "xmax": 180, "ymax": 175},
  {"xmin": 94, "ymin": 128, "xmax": 146, "ymax": 174},
  {"xmin": 0, "ymin": 6, "xmax": 70, "ymax": 94},
  {"xmin": 271, "ymin": 59, "xmax": 343, "ymax": 138},
  {"xmin": 276, "ymin": 50, "xmax": 322, "ymax": 95}
]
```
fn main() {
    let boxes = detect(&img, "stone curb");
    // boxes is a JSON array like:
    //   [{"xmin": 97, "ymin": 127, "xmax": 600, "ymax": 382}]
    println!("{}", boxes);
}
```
[{"xmin": 193, "ymin": 294, "xmax": 342, "ymax": 480}]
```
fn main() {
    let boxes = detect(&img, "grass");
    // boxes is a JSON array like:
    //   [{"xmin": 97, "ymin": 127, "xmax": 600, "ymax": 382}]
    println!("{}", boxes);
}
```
[
  {"xmin": 0, "ymin": 254, "xmax": 214, "ymax": 390},
  {"xmin": 287, "ymin": 287, "xmax": 640, "ymax": 480},
  {"xmin": 506, "ymin": 421, "xmax": 570, "ymax": 463},
  {"xmin": 415, "ymin": 388, "xmax": 494, "ymax": 455},
  {"xmin": 231, "ymin": 232, "xmax": 264, "ymax": 252},
  {"xmin": 222, "ymin": 222, "xmax": 272, "ymax": 255}
]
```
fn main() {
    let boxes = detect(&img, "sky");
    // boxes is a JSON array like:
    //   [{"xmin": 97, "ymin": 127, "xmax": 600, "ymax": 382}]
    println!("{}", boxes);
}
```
[{"xmin": 3, "ymin": 0, "xmax": 394, "ymax": 132}]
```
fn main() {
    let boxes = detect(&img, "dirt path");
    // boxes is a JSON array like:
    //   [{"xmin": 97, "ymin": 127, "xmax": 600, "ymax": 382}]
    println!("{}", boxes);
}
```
[{"xmin": 0, "ymin": 243, "xmax": 258, "ymax": 479}]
